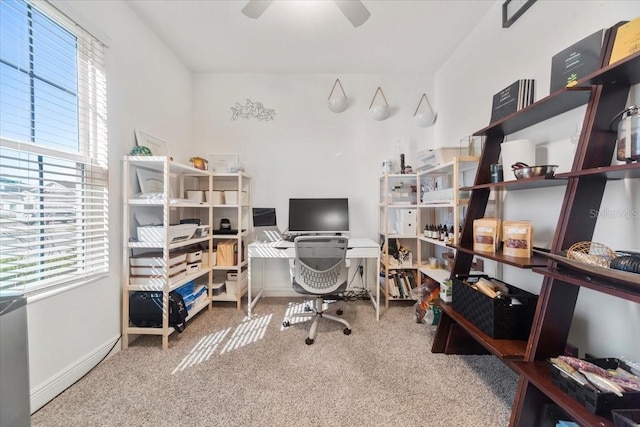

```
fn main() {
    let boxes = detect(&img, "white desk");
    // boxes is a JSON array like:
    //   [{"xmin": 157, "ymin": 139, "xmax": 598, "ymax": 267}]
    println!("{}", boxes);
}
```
[{"xmin": 247, "ymin": 238, "xmax": 381, "ymax": 320}]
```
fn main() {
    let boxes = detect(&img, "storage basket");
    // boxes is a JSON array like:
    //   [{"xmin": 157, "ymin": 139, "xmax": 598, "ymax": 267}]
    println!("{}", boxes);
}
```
[
  {"xmin": 451, "ymin": 274, "xmax": 537, "ymax": 339},
  {"xmin": 612, "ymin": 409, "xmax": 640, "ymax": 427},
  {"xmin": 549, "ymin": 358, "xmax": 640, "ymax": 416}
]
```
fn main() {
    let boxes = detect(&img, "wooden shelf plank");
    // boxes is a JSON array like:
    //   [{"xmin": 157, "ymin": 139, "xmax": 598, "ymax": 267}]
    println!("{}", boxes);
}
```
[
  {"xmin": 436, "ymin": 300, "xmax": 527, "ymax": 360},
  {"xmin": 473, "ymin": 88, "xmax": 592, "ymax": 137},
  {"xmin": 451, "ymin": 244, "xmax": 548, "ymax": 268},
  {"xmin": 533, "ymin": 267, "xmax": 640, "ymax": 304},
  {"xmin": 511, "ymin": 361, "xmax": 613, "ymax": 427},
  {"xmin": 462, "ymin": 176, "xmax": 568, "ymax": 191},
  {"xmin": 556, "ymin": 163, "xmax": 640, "ymax": 180},
  {"xmin": 579, "ymin": 50, "xmax": 640, "ymax": 87}
]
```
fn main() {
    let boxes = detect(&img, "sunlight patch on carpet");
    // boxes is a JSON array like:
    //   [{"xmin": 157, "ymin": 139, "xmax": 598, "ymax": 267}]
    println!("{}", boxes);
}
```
[
  {"xmin": 220, "ymin": 313, "xmax": 272, "ymax": 354},
  {"xmin": 172, "ymin": 327, "xmax": 231, "ymax": 374},
  {"xmin": 281, "ymin": 299, "xmax": 322, "ymax": 330}
]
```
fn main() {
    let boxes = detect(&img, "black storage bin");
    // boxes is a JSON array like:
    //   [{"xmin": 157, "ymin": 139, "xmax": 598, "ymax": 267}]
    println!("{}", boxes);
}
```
[
  {"xmin": 549, "ymin": 358, "xmax": 640, "ymax": 416},
  {"xmin": 451, "ymin": 274, "xmax": 538, "ymax": 339}
]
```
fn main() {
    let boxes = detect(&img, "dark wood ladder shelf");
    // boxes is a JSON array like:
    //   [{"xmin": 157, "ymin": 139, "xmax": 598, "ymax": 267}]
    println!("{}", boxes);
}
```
[
  {"xmin": 435, "ymin": 301, "xmax": 528, "ymax": 360},
  {"xmin": 431, "ymin": 22, "xmax": 640, "ymax": 427},
  {"xmin": 450, "ymin": 244, "xmax": 549, "ymax": 268},
  {"xmin": 511, "ymin": 361, "xmax": 614, "ymax": 427}
]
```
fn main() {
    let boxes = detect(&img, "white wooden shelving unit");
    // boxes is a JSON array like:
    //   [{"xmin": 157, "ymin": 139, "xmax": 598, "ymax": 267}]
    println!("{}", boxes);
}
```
[
  {"xmin": 122, "ymin": 156, "xmax": 213, "ymax": 350},
  {"xmin": 378, "ymin": 173, "xmax": 419, "ymax": 306},
  {"xmin": 210, "ymin": 172, "xmax": 252, "ymax": 310},
  {"xmin": 416, "ymin": 156, "xmax": 479, "ymax": 285}
]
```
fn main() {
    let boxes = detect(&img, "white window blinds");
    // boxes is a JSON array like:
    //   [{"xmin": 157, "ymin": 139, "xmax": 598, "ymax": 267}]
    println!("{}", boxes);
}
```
[{"xmin": 0, "ymin": 0, "xmax": 109, "ymax": 294}]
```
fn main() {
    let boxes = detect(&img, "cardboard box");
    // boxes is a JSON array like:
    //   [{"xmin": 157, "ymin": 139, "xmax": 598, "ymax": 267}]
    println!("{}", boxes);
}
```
[{"xmin": 216, "ymin": 240, "xmax": 237, "ymax": 266}]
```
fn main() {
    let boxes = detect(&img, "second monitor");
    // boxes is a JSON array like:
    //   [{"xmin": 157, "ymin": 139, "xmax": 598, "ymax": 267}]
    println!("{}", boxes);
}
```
[{"xmin": 288, "ymin": 198, "xmax": 349, "ymax": 235}]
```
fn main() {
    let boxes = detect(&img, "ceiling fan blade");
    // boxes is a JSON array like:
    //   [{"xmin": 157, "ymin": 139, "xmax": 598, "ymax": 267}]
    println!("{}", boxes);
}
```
[
  {"xmin": 333, "ymin": 0, "xmax": 370, "ymax": 27},
  {"xmin": 241, "ymin": 0, "xmax": 273, "ymax": 19}
]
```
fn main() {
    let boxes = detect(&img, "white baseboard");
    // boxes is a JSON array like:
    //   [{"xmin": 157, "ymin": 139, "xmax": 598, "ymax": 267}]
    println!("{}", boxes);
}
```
[{"xmin": 30, "ymin": 334, "xmax": 121, "ymax": 413}]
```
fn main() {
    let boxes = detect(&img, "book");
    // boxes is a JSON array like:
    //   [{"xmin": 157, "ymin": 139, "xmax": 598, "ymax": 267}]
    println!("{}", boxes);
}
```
[
  {"xmin": 393, "ymin": 272, "xmax": 405, "ymax": 298},
  {"xmin": 550, "ymin": 29, "xmax": 604, "ymax": 93},
  {"xmin": 609, "ymin": 16, "xmax": 640, "ymax": 65},
  {"xmin": 490, "ymin": 79, "xmax": 535, "ymax": 123}
]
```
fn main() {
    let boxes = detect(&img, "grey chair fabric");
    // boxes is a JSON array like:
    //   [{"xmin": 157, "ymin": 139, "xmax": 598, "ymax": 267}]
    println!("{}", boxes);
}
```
[{"xmin": 285, "ymin": 236, "xmax": 352, "ymax": 344}]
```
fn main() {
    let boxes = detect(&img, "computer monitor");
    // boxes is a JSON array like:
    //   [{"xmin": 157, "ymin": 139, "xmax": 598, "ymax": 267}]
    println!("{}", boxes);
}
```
[
  {"xmin": 288, "ymin": 198, "xmax": 349, "ymax": 235},
  {"xmin": 252, "ymin": 207, "xmax": 277, "ymax": 227}
]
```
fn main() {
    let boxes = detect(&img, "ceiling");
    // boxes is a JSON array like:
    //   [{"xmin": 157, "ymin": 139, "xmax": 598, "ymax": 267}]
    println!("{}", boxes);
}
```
[{"xmin": 127, "ymin": 0, "xmax": 495, "ymax": 74}]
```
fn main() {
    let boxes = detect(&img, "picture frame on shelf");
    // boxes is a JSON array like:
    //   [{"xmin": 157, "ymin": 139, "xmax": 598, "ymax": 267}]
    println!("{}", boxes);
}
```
[
  {"xmin": 135, "ymin": 129, "xmax": 170, "ymax": 157},
  {"xmin": 208, "ymin": 153, "xmax": 238, "ymax": 173},
  {"xmin": 136, "ymin": 169, "xmax": 174, "ymax": 197}
]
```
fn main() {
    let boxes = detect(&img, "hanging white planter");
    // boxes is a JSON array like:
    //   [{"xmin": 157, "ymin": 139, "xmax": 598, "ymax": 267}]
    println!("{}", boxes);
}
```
[
  {"xmin": 369, "ymin": 87, "xmax": 390, "ymax": 121},
  {"xmin": 327, "ymin": 79, "xmax": 349, "ymax": 113},
  {"xmin": 414, "ymin": 93, "xmax": 437, "ymax": 127}
]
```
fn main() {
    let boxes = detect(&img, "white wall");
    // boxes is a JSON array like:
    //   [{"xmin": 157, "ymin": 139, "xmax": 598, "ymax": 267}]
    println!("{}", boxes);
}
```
[
  {"xmin": 193, "ymin": 73, "xmax": 437, "ymax": 238},
  {"xmin": 434, "ymin": 0, "xmax": 640, "ymax": 359},
  {"xmin": 27, "ymin": 0, "xmax": 193, "ymax": 412}
]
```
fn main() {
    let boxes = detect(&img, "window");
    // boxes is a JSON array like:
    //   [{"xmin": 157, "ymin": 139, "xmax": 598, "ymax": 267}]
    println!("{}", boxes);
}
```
[{"xmin": 0, "ymin": 0, "xmax": 108, "ymax": 294}]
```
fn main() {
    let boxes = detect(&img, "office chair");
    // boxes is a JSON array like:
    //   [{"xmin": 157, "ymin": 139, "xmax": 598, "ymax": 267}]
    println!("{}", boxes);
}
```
[{"xmin": 282, "ymin": 236, "xmax": 352, "ymax": 345}]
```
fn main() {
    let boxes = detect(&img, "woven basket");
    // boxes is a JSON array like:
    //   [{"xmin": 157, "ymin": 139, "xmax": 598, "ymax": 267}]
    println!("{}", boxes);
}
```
[{"xmin": 567, "ymin": 241, "xmax": 616, "ymax": 268}]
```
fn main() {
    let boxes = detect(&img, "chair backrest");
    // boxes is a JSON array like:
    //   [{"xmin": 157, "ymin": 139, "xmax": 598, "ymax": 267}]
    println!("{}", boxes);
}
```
[{"xmin": 292, "ymin": 236, "xmax": 348, "ymax": 295}]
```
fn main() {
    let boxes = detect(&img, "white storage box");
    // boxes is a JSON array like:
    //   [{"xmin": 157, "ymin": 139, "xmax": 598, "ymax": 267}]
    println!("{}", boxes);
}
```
[
  {"xmin": 225, "ymin": 275, "xmax": 248, "ymax": 295},
  {"xmin": 137, "ymin": 223, "xmax": 197, "ymax": 244},
  {"xmin": 130, "ymin": 252, "xmax": 187, "ymax": 267},
  {"xmin": 209, "ymin": 191, "xmax": 224, "ymax": 204},
  {"xmin": 395, "ymin": 209, "xmax": 417, "ymax": 236},
  {"xmin": 226, "ymin": 269, "xmax": 248, "ymax": 281},
  {"xmin": 186, "ymin": 190, "xmax": 205, "ymax": 202},
  {"xmin": 185, "ymin": 249, "xmax": 202, "ymax": 263},
  {"xmin": 223, "ymin": 191, "xmax": 248, "ymax": 205},
  {"xmin": 440, "ymin": 279, "xmax": 453, "ymax": 303},
  {"xmin": 186, "ymin": 262, "xmax": 201, "ymax": 274},
  {"xmin": 130, "ymin": 261, "xmax": 186, "ymax": 276},
  {"xmin": 212, "ymin": 281, "xmax": 226, "ymax": 296}
]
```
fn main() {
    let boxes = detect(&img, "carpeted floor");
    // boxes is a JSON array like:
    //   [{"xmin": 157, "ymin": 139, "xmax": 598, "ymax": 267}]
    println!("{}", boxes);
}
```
[{"xmin": 31, "ymin": 297, "xmax": 518, "ymax": 426}]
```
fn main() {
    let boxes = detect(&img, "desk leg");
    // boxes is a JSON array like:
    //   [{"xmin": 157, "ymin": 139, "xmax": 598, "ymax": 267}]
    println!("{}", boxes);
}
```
[
  {"xmin": 362, "ymin": 256, "xmax": 381, "ymax": 321},
  {"xmin": 248, "ymin": 256, "xmax": 253, "ymax": 317},
  {"xmin": 375, "ymin": 255, "xmax": 380, "ymax": 320},
  {"xmin": 247, "ymin": 256, "xmax": 265, "ymax": 317}
]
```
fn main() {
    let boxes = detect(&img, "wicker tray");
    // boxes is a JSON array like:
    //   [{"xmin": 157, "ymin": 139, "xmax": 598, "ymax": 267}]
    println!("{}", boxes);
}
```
[{"xmin": 534, "ymin": 249, "xmax": 640, "ymax": 289}]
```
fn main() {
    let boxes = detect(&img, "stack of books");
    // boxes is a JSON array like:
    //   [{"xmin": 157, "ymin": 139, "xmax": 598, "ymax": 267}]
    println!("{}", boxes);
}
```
[{"xmin": 490, "ymin": 79, "xmax": 535, "ymax": 123}]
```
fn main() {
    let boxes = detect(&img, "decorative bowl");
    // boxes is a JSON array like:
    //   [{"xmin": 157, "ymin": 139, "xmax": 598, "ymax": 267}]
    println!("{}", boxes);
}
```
[{"xmin": 511, "ymin": 163, "xmax": 558, "ymax": 179}]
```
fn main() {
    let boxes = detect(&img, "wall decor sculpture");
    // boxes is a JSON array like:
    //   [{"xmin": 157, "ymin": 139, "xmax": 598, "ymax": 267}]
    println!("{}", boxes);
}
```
[{"xmin": 231, "ymin": 99, "xmax": 276, "ymax": 121}]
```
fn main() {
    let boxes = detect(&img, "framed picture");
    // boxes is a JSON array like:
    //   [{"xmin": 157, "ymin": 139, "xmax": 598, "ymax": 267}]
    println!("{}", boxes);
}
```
[
  {"xmin": 208, "ymin": 153, "xmax": 238, "ymax": 173},
  {"xmin": 135, "ymin": 129, "xmax": 169, "ymax": 157},
  {"xmin": 136, "ymin": 169, "xmax": 174, "ymax": 197},
  {"xmin": 502, "ymin": 0, "xmax": 536, "ymax": 28}
]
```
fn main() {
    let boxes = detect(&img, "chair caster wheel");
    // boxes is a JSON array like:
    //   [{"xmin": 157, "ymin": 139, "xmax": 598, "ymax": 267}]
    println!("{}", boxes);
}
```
[
  {"xmin": 304, "ymin": 305, "xmax": 312, "ymax": 312},
  {"xmin": 336, "ymin": 309, "xmax": 343, "ymax": 316},
  {"xmin": 343, "ymin": 328, "xmax": 351, "ymax": 335},
  {"xmin": 283, "ymin": 321, "xmax": 290, "ymax": 327},
  {"xmin": 305, "ymin": 338, "xmax": 314, "ymax": 345}
]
